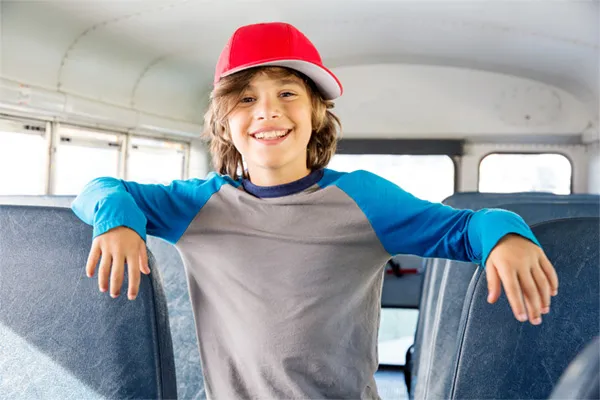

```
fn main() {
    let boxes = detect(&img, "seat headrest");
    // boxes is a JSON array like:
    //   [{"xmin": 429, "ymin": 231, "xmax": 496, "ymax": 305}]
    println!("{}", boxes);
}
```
[{"xmin": 443, "ymin": 192, "xmax": 599, "ymax": 210}]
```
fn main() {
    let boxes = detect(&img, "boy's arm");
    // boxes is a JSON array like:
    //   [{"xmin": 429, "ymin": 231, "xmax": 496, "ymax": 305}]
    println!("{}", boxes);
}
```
[
  {"xmin": 72, "ymin": 173, "xmax": 232, "ymax": 300},
  {"xmin": 336, "ymin": 170, "xmax": 540, "ymax": 266},
  {"xmin": 71, "ymin": 176, "xmax": 210, "ymax": 244},
  {"xmin": 337, "ymin": 170, "xmax": 558, "ymax": 326}
]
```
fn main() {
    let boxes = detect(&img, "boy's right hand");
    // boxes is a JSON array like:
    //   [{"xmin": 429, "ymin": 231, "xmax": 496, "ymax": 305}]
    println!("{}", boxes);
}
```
[{"xmin": 85, "ymin": 226, "xmax": 151, "ymax": 300}]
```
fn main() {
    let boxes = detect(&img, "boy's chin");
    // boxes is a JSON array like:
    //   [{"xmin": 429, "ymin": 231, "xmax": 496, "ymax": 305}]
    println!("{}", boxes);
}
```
[
  {"xmin": 249, "ymin": 160, "xmax": 302, "ymax": 173},
  {"xmin": 254, "ymin": 161, "xmax": 287, "ymax": 171}
]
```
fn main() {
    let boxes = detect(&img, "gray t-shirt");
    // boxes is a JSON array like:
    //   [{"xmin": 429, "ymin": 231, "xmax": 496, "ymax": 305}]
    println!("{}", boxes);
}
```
[{"xmin": 72, "ymin": 168, "xmax": 539, "ymax": 399}]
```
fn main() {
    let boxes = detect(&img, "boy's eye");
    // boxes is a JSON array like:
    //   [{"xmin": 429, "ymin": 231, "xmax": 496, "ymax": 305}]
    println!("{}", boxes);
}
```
[
  {"xmin": 240, "ymin": 96, "xmax": 255, "ymax": 103},
  {"xmin": 280, "ymin": 91, "xmax": 296, "ymax": 98}
]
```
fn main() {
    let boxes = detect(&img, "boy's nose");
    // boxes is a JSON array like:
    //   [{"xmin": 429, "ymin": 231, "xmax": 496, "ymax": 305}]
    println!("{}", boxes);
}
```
[{"xmin": 255, "ymin": 97, "xmax": 282, "ymax": 120}]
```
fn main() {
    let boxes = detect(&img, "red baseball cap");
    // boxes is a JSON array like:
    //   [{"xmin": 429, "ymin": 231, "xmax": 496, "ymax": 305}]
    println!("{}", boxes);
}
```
[{"xmin": 214, "ymin": 22, "xmax": 343, "ymax": 100}]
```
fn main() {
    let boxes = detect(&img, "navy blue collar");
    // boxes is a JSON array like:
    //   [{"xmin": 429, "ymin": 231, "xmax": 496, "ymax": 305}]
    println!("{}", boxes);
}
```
[{"xmin": 242, "ymin": 169, "xmax": 324, "ymax": 198}]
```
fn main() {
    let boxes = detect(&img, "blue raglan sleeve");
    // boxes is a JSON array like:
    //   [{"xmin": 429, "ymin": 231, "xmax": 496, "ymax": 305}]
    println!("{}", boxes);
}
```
[
  {"xmin": 71, "ymin": 173, "xmax": 227, "ymax": 244},
  {"xmin": 335, "ymin": 170, "xmax": 541, "ymax": 267}
]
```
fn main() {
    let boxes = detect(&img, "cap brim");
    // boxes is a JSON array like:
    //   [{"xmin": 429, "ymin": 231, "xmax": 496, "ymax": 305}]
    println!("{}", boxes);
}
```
[{"xmin": 220, "ymin": 59, "xmax": 343, "ymax": 100}]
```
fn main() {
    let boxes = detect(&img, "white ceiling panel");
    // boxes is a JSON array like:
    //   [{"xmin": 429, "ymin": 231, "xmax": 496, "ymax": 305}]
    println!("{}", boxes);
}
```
[{"xmin": 1, "ymin": 0, "xmax": 597, "ymax": 137}]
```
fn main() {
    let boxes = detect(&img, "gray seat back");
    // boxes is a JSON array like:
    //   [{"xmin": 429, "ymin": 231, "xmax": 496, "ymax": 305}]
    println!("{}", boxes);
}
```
[
  {"xmin": 451, "ymin": 217, "xmax": 599, "ymax": 399},
  {"xmin": 0, "ymin": 205, "xmax": 177, "ymax": 399},
  {"xmin": 0, "ymin": 195, "xmax": 205, "ymax": 400}
]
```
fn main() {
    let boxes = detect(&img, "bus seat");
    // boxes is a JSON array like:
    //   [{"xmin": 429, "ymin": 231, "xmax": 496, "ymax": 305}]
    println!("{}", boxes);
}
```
[
  {"xmin": 0, "ymin": 195, "xmax": 206, "ymax": 400},
  {"xmin": 549, "ymin": 336, "xmax": 600, "ymax": 400},
  {"xmin": 411, "ymin": 193, "xmax": 558, "ymax": 397},
  {"xmin": 411, "ymin": 195, "xmax": 600, "ymax": 399},
  {"xmin": 0, "ymin": 205, "xmax": 177, "ymax": 399},
  {"xmin": 411, "ymin": 192, "xmax": 573, "ymax": 389},
  {"xmin": 450, "ymin": 217, "xmax": 599, "ymax": 399}
]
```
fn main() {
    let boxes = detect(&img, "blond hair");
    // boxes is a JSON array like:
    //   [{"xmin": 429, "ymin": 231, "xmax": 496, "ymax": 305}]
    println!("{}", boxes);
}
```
[{"xmin": 202, "ymin": 67, "xmax": 342, "ymax": 180}]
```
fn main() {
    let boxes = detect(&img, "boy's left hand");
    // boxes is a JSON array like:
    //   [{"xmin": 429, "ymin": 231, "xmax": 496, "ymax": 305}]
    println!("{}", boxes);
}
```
[{"xmin": 485, "ymin": 234, "xmax": 559, "ymax": 325}]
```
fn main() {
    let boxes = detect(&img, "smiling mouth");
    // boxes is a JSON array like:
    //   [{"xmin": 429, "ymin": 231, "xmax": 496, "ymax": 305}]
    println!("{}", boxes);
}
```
[{"xmin": 251, "ymin": 129, "xmax": 291, "ymax": 140}]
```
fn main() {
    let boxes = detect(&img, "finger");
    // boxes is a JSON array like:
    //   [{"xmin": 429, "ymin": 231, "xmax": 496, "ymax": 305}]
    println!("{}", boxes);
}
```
[
  {"xmin": 139, "ymin": 254, "xmax": 150, "ymax": 275},
  {"xmin": 540, "ymin": 254, "xmax": 559, "ymax": 296},
  {"xmin": 127, "ymin": 254, "xmax": 141, "ymax": 300},
  {"xmin": 486, "ymin": 264, "xmax": 502, "ymax": 304},
  {"xmin": 519, "ymin": 269, "xmax": 542, "ymax": 325},
  {"xmin": 109, "ymin": 253, "xmax": 125, "ymax": 298},
  {"xmin": 532, "ymin": 265, "xmax": 551, "ymax": 314},
  {"xmin": 523, "ymin": 295, "xmax": 537, "ymax": 325},
  {"xmin": 98, "ymin": 253, "xmax": 112, "ymax": 293},
  {"xmin": 140, "ymin": 243, "xmax": 150, "ymax": 275},
  {"xmin": 496, "ymin": 263, "xmax": 528, "ymax": 322},
  {"xmin": 86, "ymin": 242, "xmax": 102, "ymax": 278}
]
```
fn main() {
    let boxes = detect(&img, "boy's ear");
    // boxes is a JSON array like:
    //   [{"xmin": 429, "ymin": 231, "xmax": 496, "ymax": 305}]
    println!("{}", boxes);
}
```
[{"xmin": 219, "ymin": 121, "xmax": 232, "ymax": 140}]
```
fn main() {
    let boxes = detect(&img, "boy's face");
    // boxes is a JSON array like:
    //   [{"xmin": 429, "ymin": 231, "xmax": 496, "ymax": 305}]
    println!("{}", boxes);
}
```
[{"xmin": 227, "ymin": 71, "xmax": 313, "ymax": 180}]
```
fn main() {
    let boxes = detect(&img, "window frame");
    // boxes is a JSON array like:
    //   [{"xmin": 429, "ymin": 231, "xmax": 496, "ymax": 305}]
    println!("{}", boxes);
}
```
[
  {"xmin": 49, "ymin": 124, "xmax": 192, "ymax": 194},
  {"xmin": 477, "ymin": 151, "xmax": 574, "ymax": 194},
  {"xmin": 51, "ymin": 125, "xmax": 126, "ymax": 195},
  {"xmin": 56, "ymin": 125, "xmax": 125, "ymax": 149},
  {"xmin": 0, "ymin": 116, "xmax": 50, "ymax": 195},
  {"xmin": 336, "ymin": 139, "xmax": 464, "ymax": 156},
  {"xmin": 127, "ymin": 134, "xmax": 190, "ymax": 182},
  {"xmin": 328, "ymin": 153, "xmax": 458, "ymax": 202},
  {"xmin": 0, "ymin": 118, "xmax": 194, "ymax": 195},
  {"xmin": 334, "ymin": 139, "xmax": 461, "ymax": 194}
]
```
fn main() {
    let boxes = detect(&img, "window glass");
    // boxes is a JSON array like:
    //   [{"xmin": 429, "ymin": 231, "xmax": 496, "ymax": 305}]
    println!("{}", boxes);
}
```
[
  {"xmin": 53, "ymin": 127, "xmax": 121, "ymax": 195},
  {"xmin": 127, "ymin": 137, "xmax": 186, "ymax": 184},
  {"xmin": 328, "ymin": 154, "xmax": 455, "ymax": 203},
  {"xmin": 378, "ymin": 308, "xmax": 419, "ymax": 366},
  {"xmin": 0, "ymin": 129, "xmax": 47, "ymax": 195},
  {"xmin": 479, "ymin": 153, "xmax": 572, "ymax": 194}
]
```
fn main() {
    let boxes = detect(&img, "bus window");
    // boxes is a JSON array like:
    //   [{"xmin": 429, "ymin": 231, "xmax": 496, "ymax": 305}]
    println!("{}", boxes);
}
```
[
  {"xmin": 127, "ymin": 137, "xmax": 187, "ymax": 184},
  {"xmin": 328, "ymin": 154, "xmax": 455, "ymax": 203},
  {"xmin": 53, "ymin": 127, "xmax": 122, "ymax": 195},
  {"xmin": 0, "ymin": 124, "xmax": 47, "ymax": 195},
  {"xmin": 378, "ymin": 308, "xmax": 419, "ymax": 366},
  {"xmin": 479, "ymin": 153, "xmax": 572, "ymax": 194}
]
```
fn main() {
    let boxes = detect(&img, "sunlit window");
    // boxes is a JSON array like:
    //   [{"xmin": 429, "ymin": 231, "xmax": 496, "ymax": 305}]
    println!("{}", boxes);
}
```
[
  {"xmin": 127, "ymin": 137, "xmax": 187, "ymax": 184},
  {"xmin": 378, "ymin": 308, "xmax": 419, "ymax": 366},
  {"xmin": 479, "ymin": 153, "xmax": 572, "ymax": 194},
  {"xmin": 0, "ymin": 125, "xmax": 47, "ymax": 195},
  {"xmin": 53, "ymin": 126, "xmax": 122, "ymax": 195},
  {"xmin": 328, "ymin": 154, "xmax": 455, "ymax": 203}
]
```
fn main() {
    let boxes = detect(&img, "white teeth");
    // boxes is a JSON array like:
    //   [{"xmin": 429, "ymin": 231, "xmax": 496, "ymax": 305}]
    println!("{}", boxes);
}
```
[{"xmin": 253, "ymin": 130, "xmax": 288, "ymax": 139}]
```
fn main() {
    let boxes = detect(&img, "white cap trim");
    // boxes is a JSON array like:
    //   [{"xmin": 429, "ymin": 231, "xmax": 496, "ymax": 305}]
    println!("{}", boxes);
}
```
[{"xmin": 222, "ymin": 59, "xmax": 342, "ymax": 100}]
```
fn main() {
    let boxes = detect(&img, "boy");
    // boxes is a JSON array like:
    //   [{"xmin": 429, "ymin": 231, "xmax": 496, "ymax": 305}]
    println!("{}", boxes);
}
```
[{"xmin": 72, "ymin": 22, "xmax": 558, "ymax": 399}]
